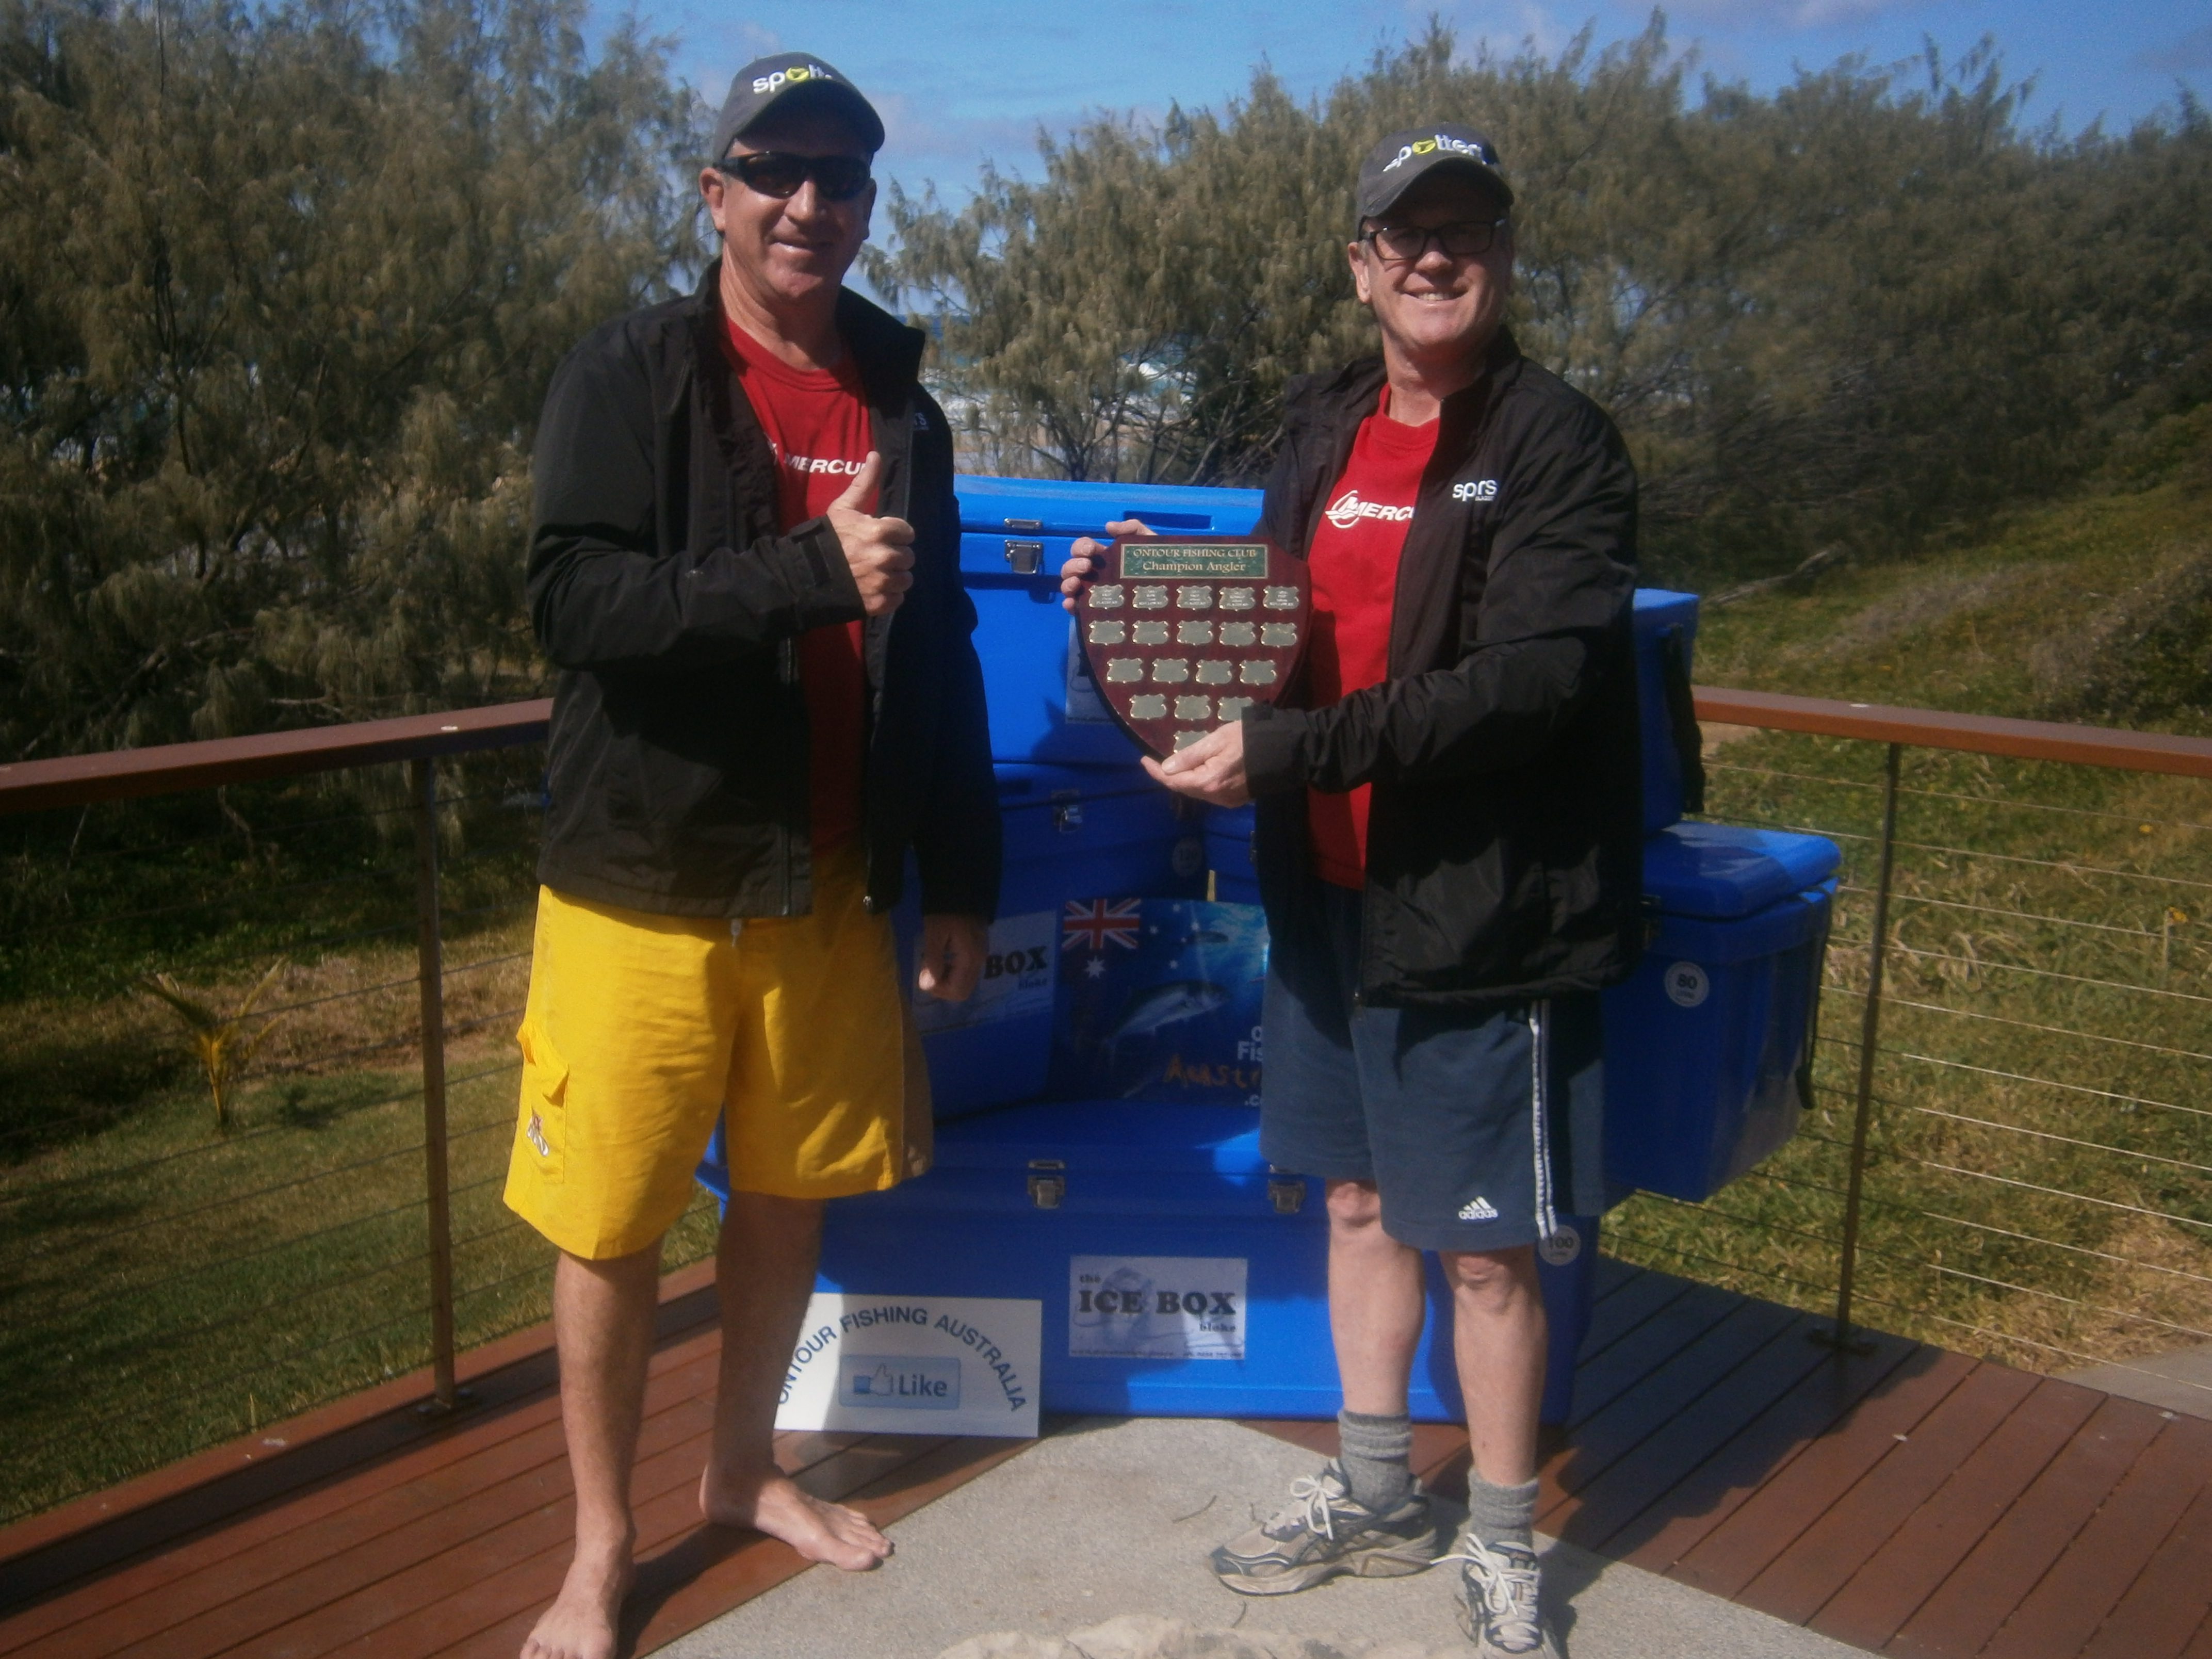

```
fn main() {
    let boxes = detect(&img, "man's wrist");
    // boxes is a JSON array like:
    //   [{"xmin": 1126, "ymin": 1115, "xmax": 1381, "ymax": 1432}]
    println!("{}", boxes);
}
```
[{"xmin": 773, "ymin": 516, "xmax": 867, "ymax": 629}]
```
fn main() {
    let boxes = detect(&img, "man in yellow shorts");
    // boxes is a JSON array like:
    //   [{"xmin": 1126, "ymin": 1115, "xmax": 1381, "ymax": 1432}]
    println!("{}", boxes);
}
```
[{"xmin": 508, "ymin": 53, "xmax": 998, "ymax": 1659}]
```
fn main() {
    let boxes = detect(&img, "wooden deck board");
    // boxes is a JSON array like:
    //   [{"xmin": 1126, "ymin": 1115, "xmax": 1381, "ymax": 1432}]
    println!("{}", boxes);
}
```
[
  {"xmin": 1976, "ymin": 1413, "xmax": 2212, "ymax": 1659},
  {"xmin": 1668, "ymin": 1346, "xmax": 1980, "ymax": 1600},
  {"xmin": 13, "ymin": 1346, "xmax": 726, "ymax": 1659},
  {"xmin": 1611, "ymin": 1325, "xmax": 1925, "ymax": 1575},
  {"xmin": 1251, "ymin": 1264, "xmax": 2212, "ymax": 1659},
  {"xmin": 0, "ymin": 1262, "xmax": 1029, "ymax": 1659},
  {"xmin": 1809, "ymin": 1377, "xmax": 2106, "ymax": 1651},
  {"xmin": 1551, "ymin": 1312, "xmax": 1829, "ymax": 1550},
  {"xmin": 1542, "ymin": 1296, "xmax": 1803, "ymax": 1515},
  {"xmin": 9, "ymin": 1259, "xmax": 2212, "ymax": 1658},
  {"xmin": 1735, "ymin": 1361, "xmax": 2040, "ymax": 1625},
  {"xmin": 2075, "ymin": 1482, "xmax": 2212, "ymax": 1659},
  {"xmin": 1888, "ymin": 1393, "xmax": 2173, "ymax": 1659}
]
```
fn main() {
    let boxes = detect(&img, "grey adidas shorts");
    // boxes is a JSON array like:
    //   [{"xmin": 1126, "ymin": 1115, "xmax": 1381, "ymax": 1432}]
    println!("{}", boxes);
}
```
[{"xmin": 1257, "ymin": 873, "xmax": 1604, "ymax": 1254}]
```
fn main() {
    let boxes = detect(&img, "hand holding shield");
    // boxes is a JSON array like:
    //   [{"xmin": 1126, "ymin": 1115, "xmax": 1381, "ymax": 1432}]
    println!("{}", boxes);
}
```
[{"xmin": 1075, "ymin": 535, "xmax": 1310, "ymax": 762}]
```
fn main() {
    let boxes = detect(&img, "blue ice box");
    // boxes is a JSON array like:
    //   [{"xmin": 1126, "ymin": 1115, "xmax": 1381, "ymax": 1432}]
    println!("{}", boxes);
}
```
[
  {"xmin": 1206, "ymin": 802, "xmax": 1260, "ymax": 904},
  {"xmin": 1200, "ymin": 812, "xmax": 1839, "ymax": 1203},
  {"xmin": 1601, "ymin": 821, "xmax": 1840, "ymax": 1202},
  {"xmin": 1633, "ymin": 588, "xmax": 1702, "ymax": 832},
  {"xmin": 956, "ymin": 475, "xmax": 1265, "ymax": 766},
  {"xmin": 896, "ymin": 762, "xmax": 1203, "ymax": 1118},
  {"xmin": 773, "ymin": 1101, "xmax": 1601, "ymax": 1424}
]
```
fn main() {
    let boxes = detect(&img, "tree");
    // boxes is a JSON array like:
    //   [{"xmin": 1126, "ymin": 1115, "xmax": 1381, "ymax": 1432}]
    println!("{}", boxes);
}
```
[
  {"xmin": 867, "ymin": 23, "xmax": 2212, "ymax": 581},
  {"xmin": 0, "ymin": 0, "xmax": 705, "ymax": 762}
]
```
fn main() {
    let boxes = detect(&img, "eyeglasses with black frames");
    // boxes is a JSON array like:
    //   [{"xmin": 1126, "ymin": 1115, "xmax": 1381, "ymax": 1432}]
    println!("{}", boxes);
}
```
[
  {"xmin": 717, "ymin": 152, "xmax": 873, "ymax": 203},
  {"xmin": 1359, "ymin": 217, "xmax": 1511, "ymax": 263}
]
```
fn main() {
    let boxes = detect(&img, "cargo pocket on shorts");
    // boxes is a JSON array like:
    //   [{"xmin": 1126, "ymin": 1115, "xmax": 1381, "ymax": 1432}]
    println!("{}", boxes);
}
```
[{"xmin": 515, "ymin": 1020, "xmax": 568, "ymax": 1184}]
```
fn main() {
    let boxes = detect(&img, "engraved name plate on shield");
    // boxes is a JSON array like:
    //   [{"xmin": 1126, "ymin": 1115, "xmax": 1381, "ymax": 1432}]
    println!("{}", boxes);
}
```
[{"xmin": 1079, "ymin": 536, "xmax": 1310, "ymax": 759}]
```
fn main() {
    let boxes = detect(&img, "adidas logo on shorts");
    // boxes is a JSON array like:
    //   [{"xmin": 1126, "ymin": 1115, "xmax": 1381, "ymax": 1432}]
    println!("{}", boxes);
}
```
[{"xmin": 1457, "ymin": 1195, "xmax": 1500, "ymax": 1222}]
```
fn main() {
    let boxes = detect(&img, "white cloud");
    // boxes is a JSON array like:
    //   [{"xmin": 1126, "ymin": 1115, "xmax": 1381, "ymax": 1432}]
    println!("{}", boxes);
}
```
[
  {"xmin": 1421, "ymin": 0, "xmax": 1579, "ymax": 62},
  {"xmin": 2130, "ymin": 24, "xmax": 2212, "ymax": 75},
  {"xmin": 1668, "ymin": 0, "xmax": 1948, "ymax": 27}
]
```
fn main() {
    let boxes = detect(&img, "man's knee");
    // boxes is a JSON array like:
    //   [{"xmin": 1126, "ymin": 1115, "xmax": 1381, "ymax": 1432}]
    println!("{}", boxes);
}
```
[
  {"xmin": 1325, "ymin": 1177, "xmax": 1384, "ymax": 1232},
  {"xmin": 1441, "ymin": 1244, "xmax": 1539, "ymax": 1312},
  {"xmin": 559, "ymin": 1240, "xmax": 664, "ymax": 1283},
  {"xmin": 718, "ymin": 1191, "xmax": 825, "ymax": 1272},
  {"xmin": 722, "ymin": 1190, "xmax": 825, "ymax": 1234}
]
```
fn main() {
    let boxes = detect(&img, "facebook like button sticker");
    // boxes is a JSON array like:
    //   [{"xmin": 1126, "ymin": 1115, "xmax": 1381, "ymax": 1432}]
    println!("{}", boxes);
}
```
[{"xmin": 838, "ymin": 1354, "xmax": 963, "ymax": 1411}]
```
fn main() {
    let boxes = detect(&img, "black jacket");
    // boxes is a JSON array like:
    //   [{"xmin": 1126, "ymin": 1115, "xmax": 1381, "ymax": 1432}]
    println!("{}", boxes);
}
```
[
  {"xmin": 1242, "ymin": 331, "xmax": 1643, "ymax": 1005},
  {"xmin": 526, "ymin": 272, "xmax": 999, "ymax": 921}
]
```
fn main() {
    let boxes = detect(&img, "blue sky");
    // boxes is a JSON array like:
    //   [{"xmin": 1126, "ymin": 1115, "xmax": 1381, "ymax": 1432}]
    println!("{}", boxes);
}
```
[{"xmin": 615, "ymin": 1, "xmax": 2210, "ymax": 205}]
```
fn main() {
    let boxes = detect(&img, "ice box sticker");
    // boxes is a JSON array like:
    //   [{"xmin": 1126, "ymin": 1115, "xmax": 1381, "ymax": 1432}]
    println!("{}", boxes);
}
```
[
  {"xmin": 913, "ymin": 910, "xmax": 1055, "ymax": 1034},
  {"xmin": 1069, "ymin": 1255, "xmax": 1247, "ymax": 1361}
]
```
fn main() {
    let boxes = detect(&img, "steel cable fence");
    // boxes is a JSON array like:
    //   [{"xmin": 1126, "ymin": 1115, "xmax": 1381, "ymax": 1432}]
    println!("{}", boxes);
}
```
[
  {"xmin": 0, "ymin": 740, "xmax": 722, "ymax": 1523},
  {"xmin": 1606, "ymin": 731, "xmax": 2212, "ymax": 1411},
  {"xmin": 4, "ymin": 693, "xmax": 2206, "ymax": 1524}
]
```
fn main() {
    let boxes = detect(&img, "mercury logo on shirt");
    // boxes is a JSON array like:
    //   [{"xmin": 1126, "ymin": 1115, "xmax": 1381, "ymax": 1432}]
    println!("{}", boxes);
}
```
[
  {"xmin": 785, "ymin": 453, "xmax": 866, "ymax": 476},
  {"xmin": 1325, "ymin": 488, "xmax": 1417, "ymax": 530}
]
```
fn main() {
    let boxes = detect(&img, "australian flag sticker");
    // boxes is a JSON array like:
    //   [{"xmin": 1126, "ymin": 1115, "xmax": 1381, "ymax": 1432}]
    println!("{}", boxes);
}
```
[{"xmin": 1049, "ymin": 897, "xmax": 1268, "ymax": 1103}]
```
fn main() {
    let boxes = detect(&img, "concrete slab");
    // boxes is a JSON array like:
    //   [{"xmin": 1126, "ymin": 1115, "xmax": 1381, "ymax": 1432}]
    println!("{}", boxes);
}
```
[
  {"xmin": 2065, "ymin": 1342, "xmax": 2212, "ymax": 1421},
  {"xmin": 655, "ymin": 1417, "xmax": 1871, "ymax": 1658}
]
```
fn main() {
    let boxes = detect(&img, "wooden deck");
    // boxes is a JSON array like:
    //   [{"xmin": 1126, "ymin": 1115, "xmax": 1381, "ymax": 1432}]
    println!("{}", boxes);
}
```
[
  {"xmin": 3, "ymin": 1256, "xmax": 2207, "ymax": 1659},
  {"xmin": 1256, "ymin": 1258, "xmax": 2212, "ymax": 1658},
  {"xmin": 0, "ymin": 1260, "xmax": 1028, "ymax": 1659}
]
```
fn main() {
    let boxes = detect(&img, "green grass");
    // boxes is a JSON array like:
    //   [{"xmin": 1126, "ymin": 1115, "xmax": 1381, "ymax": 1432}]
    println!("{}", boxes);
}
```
[
  {"xmin": 0, "ymin": 769, "xmax": 717, "ymax": 1522},
  {"xmin": 0, "ymin": 968, "xmax": 724, "ymax": 1520},
  {"xmin": 1607, "ymin": 467, "xmax": 2212, "ymax": 1373}
]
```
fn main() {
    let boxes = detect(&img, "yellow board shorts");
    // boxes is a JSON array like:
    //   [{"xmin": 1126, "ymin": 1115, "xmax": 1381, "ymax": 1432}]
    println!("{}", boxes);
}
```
[{"xmin": 502, "ymin": 842, "xmax": 932, "ymax": 1260}]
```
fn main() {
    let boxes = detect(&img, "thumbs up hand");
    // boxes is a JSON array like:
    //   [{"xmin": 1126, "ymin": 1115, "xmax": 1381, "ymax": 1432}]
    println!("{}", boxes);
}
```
[{"xmin": 827, "ymin": 451, "xmax": 916, "ymax": 617}]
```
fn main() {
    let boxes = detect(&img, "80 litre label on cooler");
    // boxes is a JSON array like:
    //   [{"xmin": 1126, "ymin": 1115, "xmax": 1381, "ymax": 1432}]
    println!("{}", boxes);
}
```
[{"xmin": 1068, "ymin": 1255, "xmax": 1247, "ymax": 1361}]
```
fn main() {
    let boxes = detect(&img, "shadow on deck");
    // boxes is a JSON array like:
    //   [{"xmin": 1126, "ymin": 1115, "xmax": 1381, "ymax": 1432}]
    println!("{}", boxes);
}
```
[
  {"xmin": 1254, "ymin": 1256, "xmax": 2212, "ymax": 1658},
  {"xmin": 3, "ymin": 1256, "xmax": 2208, "ymax": 1658}
]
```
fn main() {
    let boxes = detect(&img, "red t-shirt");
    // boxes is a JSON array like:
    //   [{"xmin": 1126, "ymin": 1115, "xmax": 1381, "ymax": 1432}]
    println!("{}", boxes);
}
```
[
  {"xmin": 722, "ymin": 317, "xmax": 872, "ymax": 853},
  {"xmin": 1305, "ymin": 391, "xmax": 1438, "ymax": 888}
]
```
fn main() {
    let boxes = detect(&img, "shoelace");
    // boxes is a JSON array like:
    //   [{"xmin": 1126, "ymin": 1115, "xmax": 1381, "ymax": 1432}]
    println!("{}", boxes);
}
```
[
  {"xmin": 1440, "ymin": 1535, "xmax": 1544, "ymax": 1651},
  {"xmin": 1264, "ymin": 1471, "xmax": 1348, "ymax": 1542}
]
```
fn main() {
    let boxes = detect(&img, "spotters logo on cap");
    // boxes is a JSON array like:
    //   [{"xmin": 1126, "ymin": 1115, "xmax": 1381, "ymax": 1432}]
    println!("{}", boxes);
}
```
[
  {"xmin": 753, "ymin": 61, "xmax": 837, "ymax": 94},
  {"xmin": 1381, "ymin": 132, "xmax": 1496, "ymax": 174}
]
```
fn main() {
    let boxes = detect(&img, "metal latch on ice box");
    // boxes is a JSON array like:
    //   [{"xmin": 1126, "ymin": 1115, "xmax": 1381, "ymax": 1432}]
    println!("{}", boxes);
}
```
[
  {"xmin": 1267, "ymin": 1169, "xmax": 1307, "ymax": 1215},
  {"xmin": 1027, "ymin": 1158, "xmax": 1066, "ymax": 1209},
  {"xmin": 1004, "ymin": 539, "xmax": 1045, "ymax": 575}
]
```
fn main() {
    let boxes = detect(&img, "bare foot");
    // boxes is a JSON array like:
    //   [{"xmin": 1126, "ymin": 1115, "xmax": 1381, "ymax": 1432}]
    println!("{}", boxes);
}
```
[
  {"xmin": 700, "ymin": 1464, "xmax": 892, "ymax": 1570},
  {"xmin": 521, "ymin": 1539, "xmax": 633, "ymax": 1659}
]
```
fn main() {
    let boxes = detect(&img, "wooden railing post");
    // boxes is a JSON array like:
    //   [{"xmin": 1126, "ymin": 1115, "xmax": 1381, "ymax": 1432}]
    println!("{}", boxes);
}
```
[
  {"xmin": 410, "ymin": 758, "xmax": 460, "ymax": 1411},
  {"xmin": 1826, "ymin": 740, "xmax": 1903, "ymax": 1353}
]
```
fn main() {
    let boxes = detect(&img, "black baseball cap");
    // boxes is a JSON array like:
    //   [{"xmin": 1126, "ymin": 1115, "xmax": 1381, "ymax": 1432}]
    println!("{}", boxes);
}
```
[
  {"xmin": 708, "ymin": 53, "xmax": 885, "ymax": 161},
  {"xmin": 1355, "ymin": 124, "xmax": 1514, "ymax": 221}
]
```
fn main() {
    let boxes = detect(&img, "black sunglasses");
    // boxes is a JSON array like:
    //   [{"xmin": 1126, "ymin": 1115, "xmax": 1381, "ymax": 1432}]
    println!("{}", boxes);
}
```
[
  {"xmin": 717, "ymin": 151, "xmax": 873, "ymax": 202},
  {"xmin": 1360, "ymin": 217, "xmax": 1510, "ymax": 263}
]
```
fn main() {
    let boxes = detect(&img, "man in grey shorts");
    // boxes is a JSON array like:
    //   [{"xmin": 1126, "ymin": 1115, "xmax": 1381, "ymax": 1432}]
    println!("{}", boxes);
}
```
[{"xmin": 1064, "ymin": 125, "xmax": 1641, "ymax": 1656}]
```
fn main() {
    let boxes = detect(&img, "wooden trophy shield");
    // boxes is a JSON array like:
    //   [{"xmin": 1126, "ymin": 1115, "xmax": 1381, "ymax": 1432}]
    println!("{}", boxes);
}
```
[{"xmin": 1076, "ymin": 536, "xmax": 1310, "ymax": 760}]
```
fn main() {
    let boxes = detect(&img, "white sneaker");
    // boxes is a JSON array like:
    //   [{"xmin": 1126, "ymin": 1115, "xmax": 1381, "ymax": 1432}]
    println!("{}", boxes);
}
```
[{"xmin": 1443, "ymin": 1534, "xmax": 1562, "ymax": 1657}]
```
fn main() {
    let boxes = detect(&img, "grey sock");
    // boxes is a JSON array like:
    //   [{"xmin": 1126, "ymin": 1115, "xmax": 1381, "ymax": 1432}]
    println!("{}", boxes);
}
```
[
  {"xmin": 1465, "ymin": 1473, "xmax": 1539, "ymax": 1552},
  {"xmin": 1336, "ymin": 1409, "xmax": 1414, "ymax": 1513}
]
